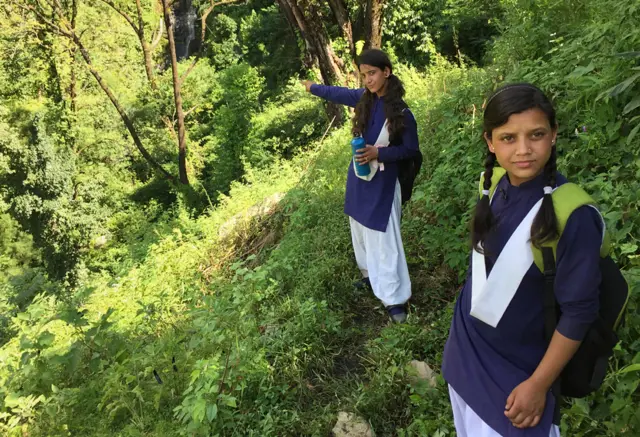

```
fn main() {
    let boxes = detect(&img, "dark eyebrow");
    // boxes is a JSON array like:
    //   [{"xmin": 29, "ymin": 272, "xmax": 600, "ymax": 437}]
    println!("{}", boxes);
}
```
[
  {"xmin": 497, "ymin": 126, "xmax": 548, "ymax": 136},
  {"xmin": 530, "ymin": 126, "xmax": 549, "ymax": 134}
]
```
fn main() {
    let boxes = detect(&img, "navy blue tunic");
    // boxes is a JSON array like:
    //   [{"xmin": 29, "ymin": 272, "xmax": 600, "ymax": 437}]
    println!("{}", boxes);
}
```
[
  {"xmin": 442, "ymin": 171, "xmax": 602, "ymax": 436},
  {"xmin": 310, "ymin": 84, "xmax": 420, "ymax": 231}
]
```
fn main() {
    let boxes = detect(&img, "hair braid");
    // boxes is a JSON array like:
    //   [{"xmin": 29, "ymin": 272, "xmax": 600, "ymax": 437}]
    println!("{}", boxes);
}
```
[
  {"xmin": 531, "ymin": 146, "xmax": 559, "ymax": 247},
  {"xmin": 472, "ymin": 151, "xmax": 498, "ymax": 252}
]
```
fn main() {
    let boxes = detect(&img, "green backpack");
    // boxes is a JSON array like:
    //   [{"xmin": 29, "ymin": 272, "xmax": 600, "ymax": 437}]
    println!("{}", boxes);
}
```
[{"xmin": 479, "ymin": 168, "xmax": 629, "ymax": 399}]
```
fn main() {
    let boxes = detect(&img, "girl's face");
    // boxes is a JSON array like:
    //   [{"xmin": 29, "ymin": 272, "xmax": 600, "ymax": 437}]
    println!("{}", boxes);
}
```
[
  {"xmin": 484, "ymin": 108, "xmax": 557, "ymax": 187},
  {"xmin": 359, "ymin": 63, "xmax": 390, "ymax": 95}
]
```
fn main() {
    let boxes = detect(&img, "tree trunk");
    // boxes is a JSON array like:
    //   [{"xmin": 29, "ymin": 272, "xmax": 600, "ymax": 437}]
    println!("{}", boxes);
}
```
[
  {"xmin": 141, "ymin": 39, "xmax": 156, "ymax": 88},
  {"xmin": 73, "ymin": 35, "xmax": 175, "ymax": 182},
  {"xmin": 276, "ymin": 0, "xmax": 315, "ymax": 69},
  {"xmin": 364, "ymin": 0, "xmax": 385, "ymax": 49},
  {"xmin": 136, "ymin": 0, "xmax": 157, "ymax": 89},
  {"xmin": 99, "ymin": 0, "xmax": 157, "ymax": 89},
  {"xmin": 327, "ymin": 0, "xmax": 355, "ymax": 60},
  {"xmin": 277, "ymin": 0, "xmax": 299, "ymax": 39},
  {"xmin": 278, "ymin": 0, "xmax": 345, "ymax": 123},
  {"xmin": 69, "ymin": 0, "xmax": 78, "ymax": 112},
  {"xmin": 69, "ymin": 56, "xmax": 77, "ymax": 112},
  {"xmin": 161, "ymin": 0, "xmax": 189, "ymax": 185}
]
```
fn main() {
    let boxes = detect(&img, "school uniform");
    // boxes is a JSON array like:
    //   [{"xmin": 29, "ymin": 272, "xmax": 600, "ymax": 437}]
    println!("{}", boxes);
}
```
[
  {"xmin": 442, "ymin": 171, "xmax": 603, "ymax": 436},
  {"xmin": 310, "ymin": 84, "xmax": 420, "ymax": 306}
]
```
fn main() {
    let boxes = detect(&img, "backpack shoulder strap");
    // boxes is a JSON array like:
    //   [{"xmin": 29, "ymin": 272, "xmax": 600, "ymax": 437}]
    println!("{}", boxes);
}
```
[
  {"xmin": 540, "ymin": 246, "xmax": 562, "ymax": 421},
  {"xmin": 477, "ymin": 167, "xmax": 507, "ymax": 200},
  {"xmin": 531, "ymin": 183, "xmax": 611, "ymax": 272}
]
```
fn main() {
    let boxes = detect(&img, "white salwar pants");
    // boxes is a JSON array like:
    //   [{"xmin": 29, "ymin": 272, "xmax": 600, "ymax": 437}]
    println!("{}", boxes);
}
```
[
  {"xmin": 449, "ymin": 385, "xmax": 561, "ymax": 437},
  {"xmin": 349, "ymin": 180, "xmax": 411, "ymax": 306}
]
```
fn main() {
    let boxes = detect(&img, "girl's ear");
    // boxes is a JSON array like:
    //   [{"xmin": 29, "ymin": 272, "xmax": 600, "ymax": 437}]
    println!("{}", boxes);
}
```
[
  {"xmin": 384, "ymin": 67, "xmax": 391, "ymax": 78},
  {"xmin": 551, "ymin": 126, "xmax": 558, "ymax": 145},
  {"xmin": 484, "ymin": 132, "xmax": 494, "ymax": 152}
]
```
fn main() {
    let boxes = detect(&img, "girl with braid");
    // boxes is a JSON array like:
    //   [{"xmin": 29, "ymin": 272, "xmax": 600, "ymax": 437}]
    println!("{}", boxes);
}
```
[
  {"xmin": 302, "ymin": 49, "xmax": 420, "ymax": 323},
  {"xmin": 442, "ymin": 84, "xmax": 603, "ymax": 436}
]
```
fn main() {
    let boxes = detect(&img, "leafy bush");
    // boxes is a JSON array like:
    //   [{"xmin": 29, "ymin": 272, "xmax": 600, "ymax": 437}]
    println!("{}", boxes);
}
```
[
  {"xmin": 201, "ymin": 63, "xmax": 265, "ymax": 199},
  {"xmin": 244, "ymin": 81, "xmax": 326, "ymax": 169}
]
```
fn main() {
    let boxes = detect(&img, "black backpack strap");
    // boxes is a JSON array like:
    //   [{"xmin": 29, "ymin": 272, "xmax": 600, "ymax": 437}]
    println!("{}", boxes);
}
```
[
  {"xmin": 541, "ymin": 247, "xmax": 562, "ymax": 425},
  {"xmin": 542, "ymin": 247, "xmax": 557, "ymax": 342}
]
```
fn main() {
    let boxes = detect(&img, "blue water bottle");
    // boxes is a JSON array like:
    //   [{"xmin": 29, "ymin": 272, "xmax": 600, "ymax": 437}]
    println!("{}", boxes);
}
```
[{"xmin": 351, "ymin": 134, "xmax": 371, "ymax": 177}]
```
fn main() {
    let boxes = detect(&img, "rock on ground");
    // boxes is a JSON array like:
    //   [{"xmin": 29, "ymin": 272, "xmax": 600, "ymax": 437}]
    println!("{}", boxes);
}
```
[
  {"xmin": 332, "ymin": 412, "xmax": 375, "ymax": 437},
  {"xmin": 408, "ymin": 360, "xmax": 438, "ymax": 388}
]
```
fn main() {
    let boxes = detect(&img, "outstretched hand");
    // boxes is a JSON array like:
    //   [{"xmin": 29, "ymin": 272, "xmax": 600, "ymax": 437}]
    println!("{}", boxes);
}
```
[
  {"xmin": 355, "ymin": 146, "xmax": 379, "ymax": 164},
  {"xmin": 301, "ymin": 80, "xmax": 314, "ymax": 92}
]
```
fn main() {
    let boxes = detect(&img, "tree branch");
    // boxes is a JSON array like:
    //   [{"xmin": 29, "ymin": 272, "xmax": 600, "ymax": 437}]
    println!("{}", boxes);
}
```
[
  {"xmin": 72, "ymin": 34, "xmax": 174, "ymax": 181},
  {"xmin": 98, "ymin": 0, "xmax": 139, "ymax": 34},
  {"xmin": 15, "ymin": 2, "xmax": 72, "ymax": 38},
  {"xmin": 135, "ymin": 0, "xmax": 144, "ymax": 35},
  {"xmin": 161, "ymin": 116, "xmax": 178, "ymax": 140},
  {"xmin": 69, "ymin": 0, "xmax": 78, "ymax": 113},
  {"xmin": 150, "ymin": 17, "xmax": 164, "ymax": 50},
  {"xmin": 14, "ymin": 0, "xmax": 174, "ymax": 181},
  {"xmin": 184, "ymin": 104, "xmax": 201, "ymax": 118},
  {"xmin": 161, "ymin": 0, "xmax": 189, "ymax": 184}
]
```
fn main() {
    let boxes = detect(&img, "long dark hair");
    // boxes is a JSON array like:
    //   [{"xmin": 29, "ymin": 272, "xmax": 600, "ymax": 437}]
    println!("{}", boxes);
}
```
[
  {"xmin": 353, "ymin": 49, "xmax": 407, "ymax": 142},
  {"xmin": 472, "ymin": 83, "xmax": 559, "ymax": 253}
]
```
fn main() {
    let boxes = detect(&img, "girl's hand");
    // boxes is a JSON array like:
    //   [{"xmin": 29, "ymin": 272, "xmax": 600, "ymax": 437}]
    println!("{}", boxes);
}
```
[
  {"xmin": 355, "ymin": 145, "xmax": 379, "ymax": 163},
  {"xmin": 504, "ymin": 378, "xmax": 548, "ymax": 429},
  {"xmin": 301, "ymin": 80, "xmax": 314, "ymax": 92}
]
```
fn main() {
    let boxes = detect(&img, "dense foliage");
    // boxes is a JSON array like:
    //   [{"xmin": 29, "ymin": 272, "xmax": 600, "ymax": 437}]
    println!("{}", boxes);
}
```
[{"xmin": 0, "ymin": 0, "xmax": 638, "ymax": 435}]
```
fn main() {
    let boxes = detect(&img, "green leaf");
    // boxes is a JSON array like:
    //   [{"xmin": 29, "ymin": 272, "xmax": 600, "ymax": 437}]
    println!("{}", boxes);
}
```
[
  {"xmin": 604, "ymin": 211, "xmax": 623, "ymax": 223},
  {"xmin": 49, "ymin": 353, "xmax": 68, "ymax": 366},
  {"xmin": 206, "ymin": 403, "xmax": 218, "ymax": 422},
  {"xmin": 610, "ymin": 396, "xmax": 627, "ymax": 413},
  {"xmin": 192, "ymin": 399, "xmax": 206, "ymax": 423},
  {"xmin": 627, "ymin": 123, "xmax": 640, "ymax": 146},
  {"xmin": 620, "ymin": 363, "xmax": 640, "ymax": 374},
  {"xmin": 16, "ymin": 312, "xmax": 30, "ymax": 321},
  {"xmin": 609, "ymin": 73, "xmax": 640, "ymax": 98},
  {"xmin": 190, "ymin": 369, "xmax": 201, "ymax": 385},
  {"xmin": 568, "ymin": 62, "xmax": 595, "ymax": 78},
  {"xmin": 132, "ymin": 386, "xmax": 144, "ymax": 402},
  {"xmin": 4, "ymin": 393, "xmax": 20, "ymax": 408},
  {"xmin": 576, "ymin": 398, "xmax": 591, "ymax": 415},
  {"xmin": 225, "ymin": 396, "xmax": 237, "ymax": 408},
  {"xmin": 619, "ymin": 243, "xmax": 638, "ymax": 255},
  {"xmin": 614, "ymin": 51, "xmax": 640, "ymax": 58},
  {"xmin": 623, "ymin": 97, "xmax": 640, "ymax": 115},
  {"xmin": 19, "ymin": 336, "xmax": 34, "ymax": 350},
  {"xmin": 37, "ymin": 331, "xmax": 55, "ymax": 348}
]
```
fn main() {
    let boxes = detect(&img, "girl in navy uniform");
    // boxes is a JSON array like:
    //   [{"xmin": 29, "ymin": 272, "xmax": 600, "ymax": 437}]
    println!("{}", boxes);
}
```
[
  {"xmin": 303, "ymin": 49, "xmax": 420, "ymax": 323},
  {"xmin": 442, "ymin": 84, "xmax": 603, "ymax": 435}
]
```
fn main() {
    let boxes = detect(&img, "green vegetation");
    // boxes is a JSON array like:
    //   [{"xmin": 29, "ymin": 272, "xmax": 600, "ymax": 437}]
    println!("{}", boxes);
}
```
[{"xmin": 0, "ymin": 0, "xmax": 638, "ymax": 435}]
